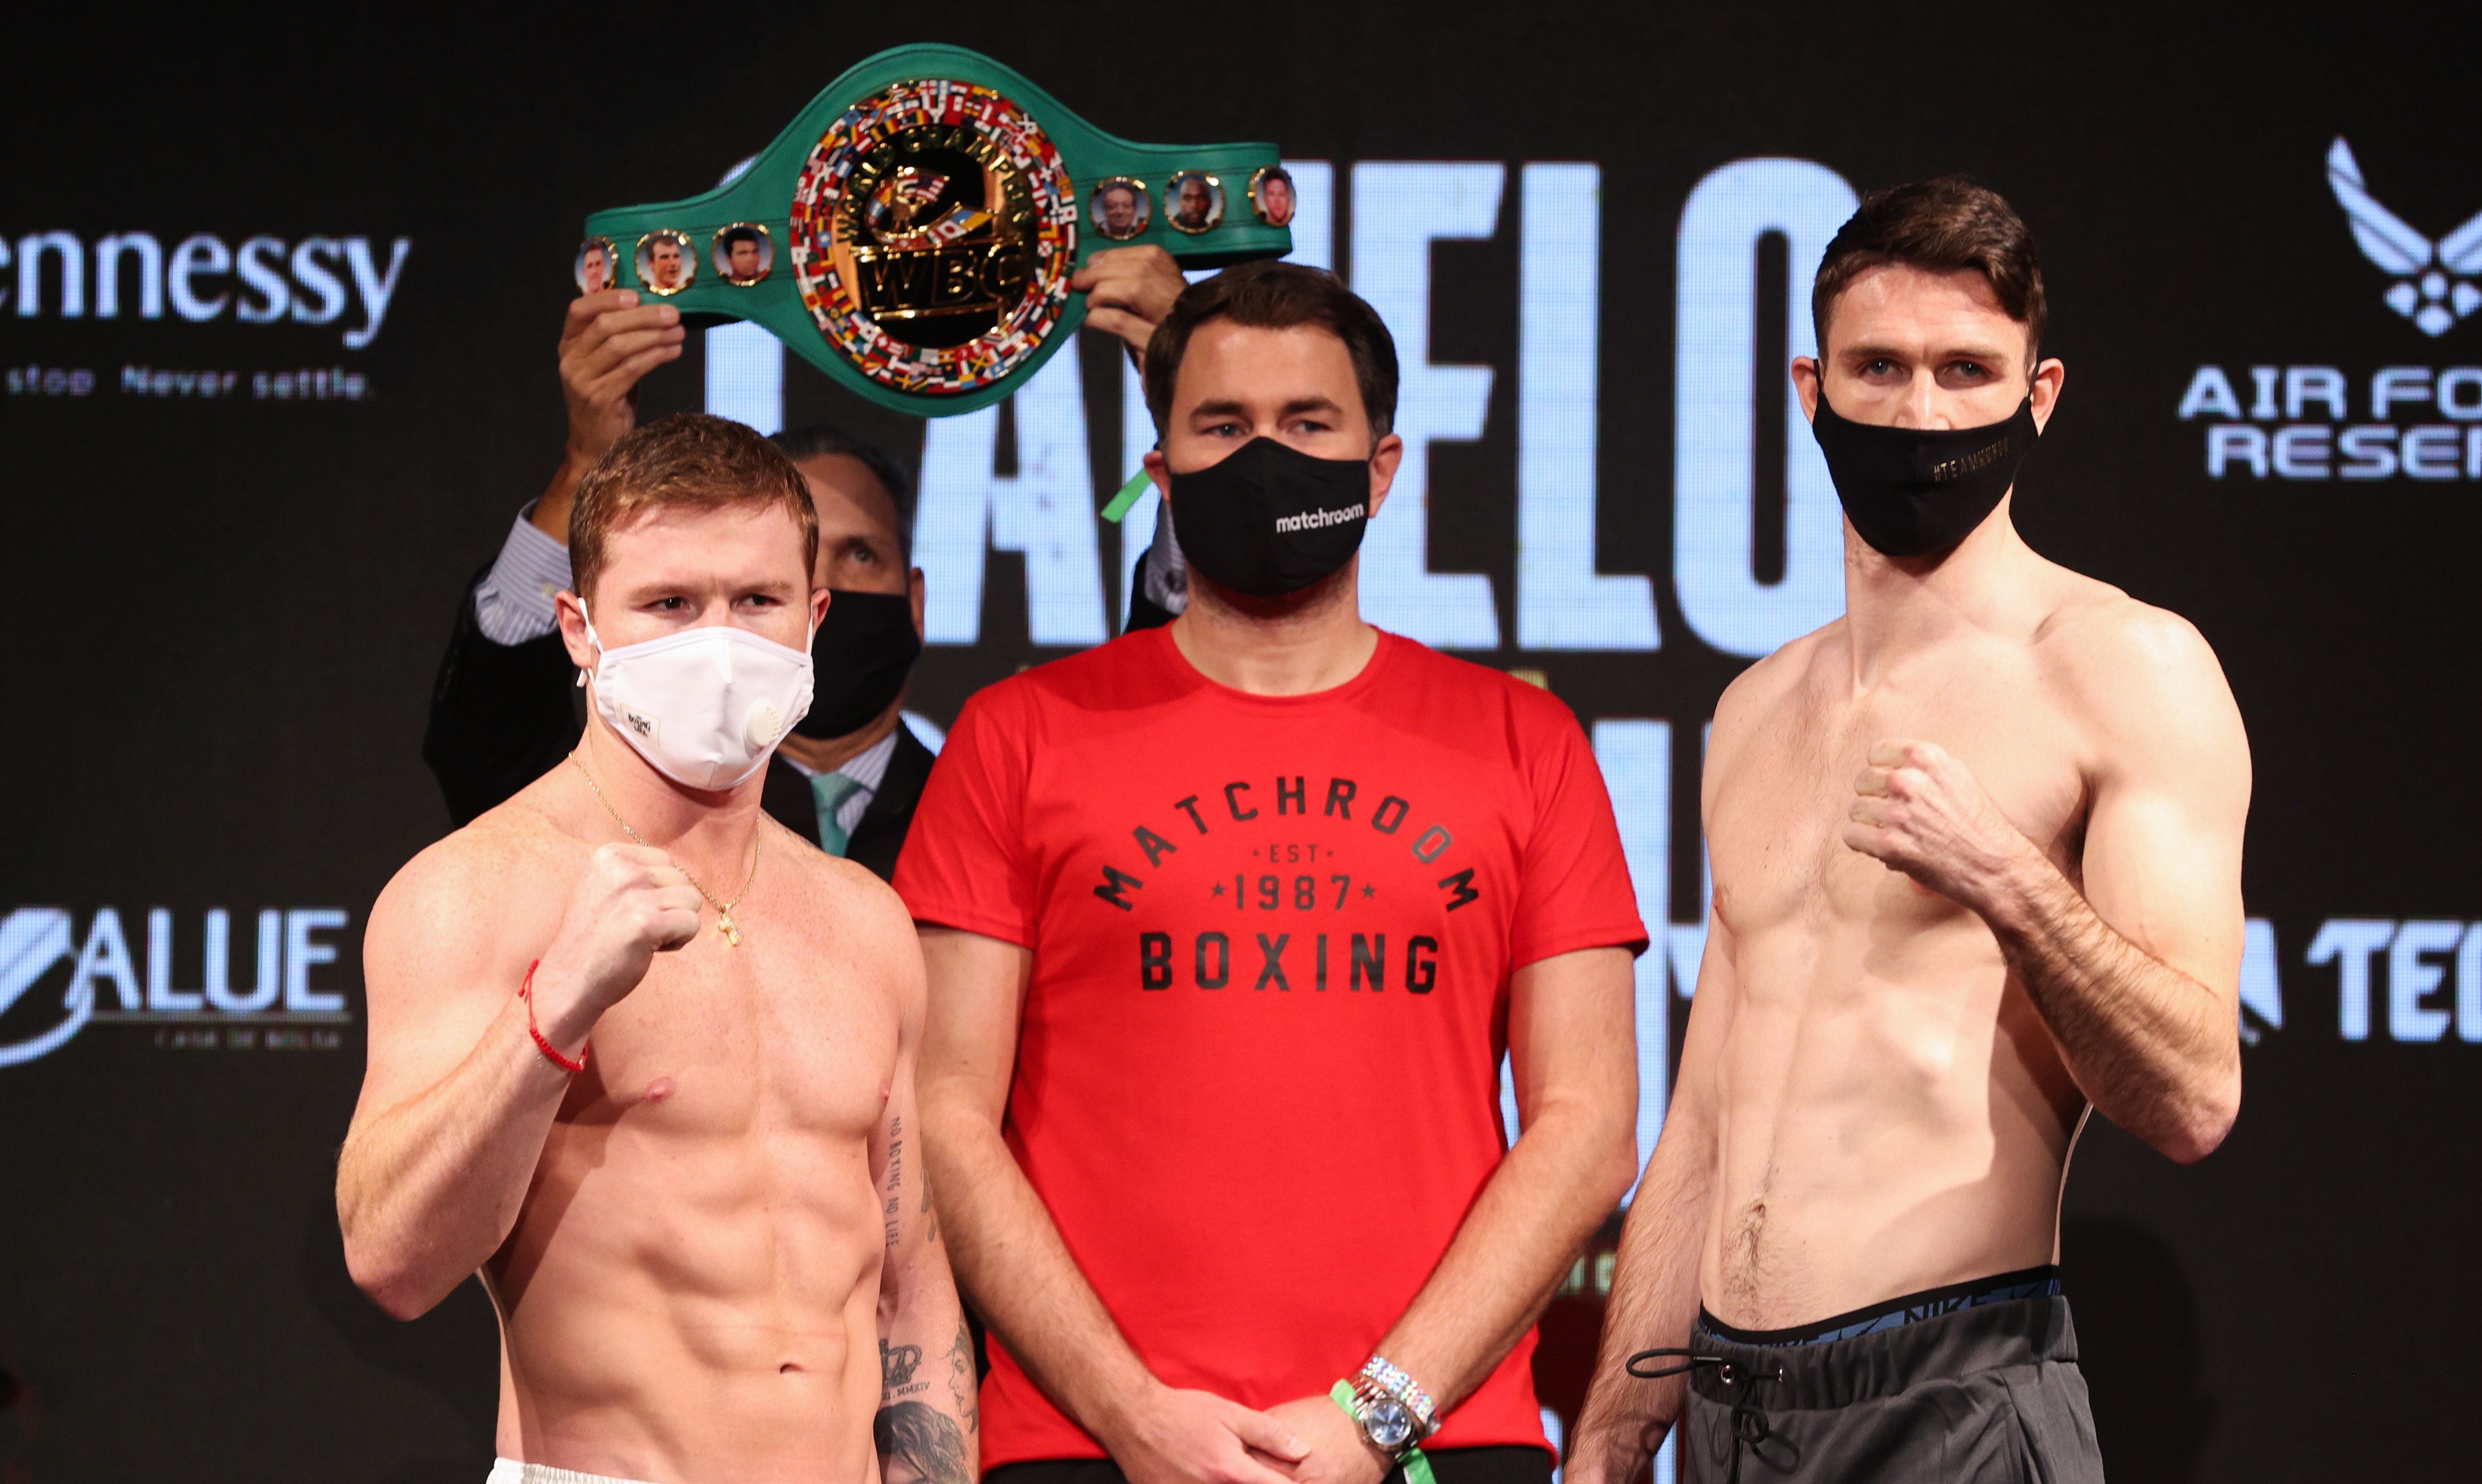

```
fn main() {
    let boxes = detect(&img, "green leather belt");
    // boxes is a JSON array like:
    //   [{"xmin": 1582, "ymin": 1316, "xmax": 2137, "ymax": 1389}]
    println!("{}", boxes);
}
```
[{"xmin": 582, "ymin": 43, "xmax": 1292, "ymax": 417}]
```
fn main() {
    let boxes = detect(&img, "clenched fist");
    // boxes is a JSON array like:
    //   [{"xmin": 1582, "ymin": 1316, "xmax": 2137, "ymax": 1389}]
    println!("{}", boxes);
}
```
[
  {"xmin": 1843, "ymin": 739, "xmax": 2042, "ymax": 911},
  {"xmin": 529, "ymin": 843, "xmax": 705, "ymax": 1042}
]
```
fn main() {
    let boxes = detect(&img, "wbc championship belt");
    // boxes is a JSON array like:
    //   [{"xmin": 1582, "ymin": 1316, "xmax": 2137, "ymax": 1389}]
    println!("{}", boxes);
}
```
[{"xmin": 580, "ymin": 43, "xmax": 1293, "ymax": 417}]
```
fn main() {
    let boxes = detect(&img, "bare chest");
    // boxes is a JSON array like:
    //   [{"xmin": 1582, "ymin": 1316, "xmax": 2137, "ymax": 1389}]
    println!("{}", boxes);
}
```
[
  {"xmin": 560, "ymin": 925, "xmax": 899, "ymax": 1142},
  {"xmin": 1710, "ymin": 652, "xmax": 2090, "ymax": 943}
]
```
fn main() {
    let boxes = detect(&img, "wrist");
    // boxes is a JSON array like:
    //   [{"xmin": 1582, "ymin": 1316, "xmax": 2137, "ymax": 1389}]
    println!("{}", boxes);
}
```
[
  {"xmin": 525, "ymin": 959, "xmax": 603, "ymax": 1052},
  {"xmin": 1562, "ymin": 1417, "xmax": 1648, "ymax": 1482},
  {"xmin": 533, "ymin": 447, "xmax": 601, "ymax": 539},
  {"xmin": 1973, "ymin": 841, "xmax": 2059, "ymax": 940},
  {"xmin": 1355, "ymin": 1355, "xmax": 1439, "ymax": 1438},
  {"xmin": 1082, "ymin": 1366, "xmax": 1169, "ymax": 1453}
]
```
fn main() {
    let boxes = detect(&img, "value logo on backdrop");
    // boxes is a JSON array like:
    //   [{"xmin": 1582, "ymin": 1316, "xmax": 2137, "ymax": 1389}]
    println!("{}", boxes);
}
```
[
  {"xmin": 0, "ymin": 905, "xmax": 356, "ymax": 1067},
  {"xmin": 2180, "ymin": 137, "xmax": 2482, "ymax": 480}
]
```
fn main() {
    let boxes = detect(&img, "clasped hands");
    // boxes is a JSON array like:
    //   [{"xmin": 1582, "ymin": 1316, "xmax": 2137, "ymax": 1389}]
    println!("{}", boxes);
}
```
[{"xmin": 1113, "ymin": 1382, "xmax": 1390, "ymax": 1484}]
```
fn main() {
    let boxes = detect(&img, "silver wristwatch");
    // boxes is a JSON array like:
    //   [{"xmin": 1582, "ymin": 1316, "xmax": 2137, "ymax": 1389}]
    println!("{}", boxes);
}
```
[{"xmin": 1349, "ymin": 1356, "xmax": 1439, "ymax": 1459}]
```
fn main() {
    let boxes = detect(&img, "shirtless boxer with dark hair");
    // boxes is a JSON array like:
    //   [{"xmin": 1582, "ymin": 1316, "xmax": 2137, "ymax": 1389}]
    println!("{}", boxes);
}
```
[{"xmin": 1567, "ymin": 177, "xmax": 2250, "ymax": 1483}]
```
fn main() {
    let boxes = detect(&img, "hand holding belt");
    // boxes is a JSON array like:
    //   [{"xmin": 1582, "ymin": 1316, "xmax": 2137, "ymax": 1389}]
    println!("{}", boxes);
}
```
[{"xmin": 581, "ymin": 43, "xmax": 1292, "ymax": 417}]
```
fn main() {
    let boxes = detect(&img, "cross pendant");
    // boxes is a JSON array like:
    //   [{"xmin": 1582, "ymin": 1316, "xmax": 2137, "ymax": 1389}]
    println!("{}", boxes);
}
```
[{"xmin": 717, "ymin": 912, "xmax": 742, "ymax": 947}]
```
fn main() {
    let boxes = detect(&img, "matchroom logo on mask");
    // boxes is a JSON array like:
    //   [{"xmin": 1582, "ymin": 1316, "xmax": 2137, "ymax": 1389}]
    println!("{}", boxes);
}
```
[
  {"xmin": 2176, "ymin": 137, "xmax": 2482, "ymax": 482},
  {"xmin": 0, "ymin": 905, "xmax": 357, "ymax": 1068}
]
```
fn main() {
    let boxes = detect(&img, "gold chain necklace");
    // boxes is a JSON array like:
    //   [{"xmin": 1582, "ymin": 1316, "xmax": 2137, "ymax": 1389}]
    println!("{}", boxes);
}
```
[{"xmin": 566, "ymin": 753, "xmax": 761, "ymax": 947}]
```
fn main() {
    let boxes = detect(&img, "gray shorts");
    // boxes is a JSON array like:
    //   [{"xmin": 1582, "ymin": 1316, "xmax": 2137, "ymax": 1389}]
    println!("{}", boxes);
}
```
[{"xmin": 1675, "ymin": 1289, "xmax": 2103, "ymax": 1483}]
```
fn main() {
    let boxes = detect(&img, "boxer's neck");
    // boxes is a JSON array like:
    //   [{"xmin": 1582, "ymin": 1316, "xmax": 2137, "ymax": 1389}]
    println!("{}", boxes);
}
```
[
  {"xmin": 1840, "ymin": 493, "xmax": 2033, "ymax": 688},
  {"xmin": 575, "ymin": 720, "xmax": 769, "ymax": 881}
]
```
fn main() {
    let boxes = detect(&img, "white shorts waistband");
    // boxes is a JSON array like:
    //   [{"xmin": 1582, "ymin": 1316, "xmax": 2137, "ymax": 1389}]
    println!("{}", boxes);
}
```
[{"xmin": 487, "ymin": 1458, "xmax": 670, "ymax": 1484}]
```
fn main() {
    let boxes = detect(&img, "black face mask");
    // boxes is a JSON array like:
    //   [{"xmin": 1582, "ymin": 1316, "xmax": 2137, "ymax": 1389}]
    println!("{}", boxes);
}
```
[
  {"xmin": 1166, "ymin": 437, "xmax": 1371, "ymax": 598},
  {"xmin": 1808, "ymin": 392, "xmax": 2040, "ymax": 557},
  {"xmin": 794, "ymin": 588, "xmax": 922, "ymax": 739}
]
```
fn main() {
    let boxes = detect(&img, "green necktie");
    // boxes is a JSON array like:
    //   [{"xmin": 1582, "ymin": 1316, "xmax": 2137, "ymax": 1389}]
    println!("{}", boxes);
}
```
[{"xmin": 809, "ymin": 773, "xmax": 867, "ymax": 857}]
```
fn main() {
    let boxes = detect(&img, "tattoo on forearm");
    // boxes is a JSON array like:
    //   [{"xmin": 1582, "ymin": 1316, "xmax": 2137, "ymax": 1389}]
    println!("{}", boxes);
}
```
[
  {"xmin": 881, "ymin": 1338, "xmax": 923, "ymax": 1392},
  {"xmin": 885, "ymin": 1114, "xmax": 904, "ymax": 1248},
  {"xmin": 875, "ymin": 1401, "xmax": 970, "ymax": 1484},
  {"xmin": 945, "ymin": 1320, "xmax": 977, "ymax": 1434}
]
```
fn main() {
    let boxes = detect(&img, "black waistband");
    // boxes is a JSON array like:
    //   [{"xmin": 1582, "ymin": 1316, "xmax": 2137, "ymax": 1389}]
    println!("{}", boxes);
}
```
[
  {"xmin": 1698, "ymin": 1265, "xmax": 2064, "ymax": 1348},
  {"xmin": 1678, "ymin": 1290, "xmax": 2080, "ymax": 1413}
]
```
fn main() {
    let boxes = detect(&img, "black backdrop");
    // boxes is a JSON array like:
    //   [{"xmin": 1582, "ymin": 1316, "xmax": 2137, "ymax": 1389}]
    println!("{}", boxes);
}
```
[{"xmin": 5, "ymin": 4, "xmax": 2478, "ymax": 1481}]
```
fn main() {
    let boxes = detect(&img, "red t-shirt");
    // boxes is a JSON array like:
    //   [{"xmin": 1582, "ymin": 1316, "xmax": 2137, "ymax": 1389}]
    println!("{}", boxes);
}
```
[{"xmin": 895, "ymin": 626, "xmax": 1645, "ymax": 1471}]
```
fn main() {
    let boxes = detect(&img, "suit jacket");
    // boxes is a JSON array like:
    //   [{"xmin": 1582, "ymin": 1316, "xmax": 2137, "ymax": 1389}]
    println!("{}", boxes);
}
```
[
  {"xmin": 421, "ymin": 565, "xmax": 934, "ymax": 883},
  {"xmin": 1125, "ymin": 548, "xmax": 1179, "ymax": 634}
]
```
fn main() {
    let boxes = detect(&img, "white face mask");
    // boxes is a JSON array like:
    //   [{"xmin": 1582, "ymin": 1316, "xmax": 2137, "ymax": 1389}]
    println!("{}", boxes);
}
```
[{"xmin": 578, "ymin": 602, "xmax": 816, "ymax": 791}]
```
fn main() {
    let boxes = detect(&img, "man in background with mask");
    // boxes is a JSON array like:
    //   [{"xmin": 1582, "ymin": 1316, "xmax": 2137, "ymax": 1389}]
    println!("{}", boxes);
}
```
[
  {"xmin": 902, "ymin": 262, "xmax": 1645, "ymax": 1484},
  {"xmin": 342, "ymin": 414, "xmax": 972, "ymax": 1484},
  {"xmin": 424, "ymin": 243, "xmax": 1186, "ymax": 875},
  {"xmin": 1565, "ymin": 179, "xmax": 2250, "ymax": 1484}
]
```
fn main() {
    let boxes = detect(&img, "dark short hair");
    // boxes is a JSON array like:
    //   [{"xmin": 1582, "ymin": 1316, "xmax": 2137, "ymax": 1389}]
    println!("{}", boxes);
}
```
[
  {"xmin": 721, "ymin": 226, "xmax": 763, "ymax": 250},
  {"xmin": 768, "ymin": 423, "xmax": 918, "ymax": 563},
  {"xmin": 1143, "ymin": 260, "xmax": 1399, "ymax": 437},
  {"xmin": 1100, "ymin": 182, "xmax": 1137, "ymax": 203},
  {"xmin": 1812, "ymin": 177, "xmax": 2045, "ymax": 362},
  {"xmin": 571, "ymin": 413, "xmax": 818, "ymax": 603}
]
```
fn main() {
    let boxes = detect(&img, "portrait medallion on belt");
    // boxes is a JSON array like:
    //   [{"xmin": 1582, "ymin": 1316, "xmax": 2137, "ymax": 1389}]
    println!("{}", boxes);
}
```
[{"xmin": 789, "ymin": 78, "xmax": 1078, "ymax": 397}]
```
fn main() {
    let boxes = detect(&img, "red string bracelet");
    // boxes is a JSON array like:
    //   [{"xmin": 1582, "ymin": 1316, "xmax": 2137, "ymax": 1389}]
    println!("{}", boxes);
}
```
[{"xmin": 518, "ymin": 959, "xmax": 588, "ymax": 1075}]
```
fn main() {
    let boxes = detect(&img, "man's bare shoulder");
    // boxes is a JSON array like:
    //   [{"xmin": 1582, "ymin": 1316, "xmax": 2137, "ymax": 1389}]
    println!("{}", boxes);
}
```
[
  {"xmin": 367, "ymin": 779, "xmax": 586, "ymax": 965},
  {"xmin": 760, "ymin": 821, "xmax": 925, "ymax": 985},
  {"xmin": 2028, "ymin": 571, "xmax": 2248, "ymax": 769},
  {"xmin": 1710, "ymin": 619, "xmax": 1844, "ymax": 760},
  {"xmin": 2031, "ymin": 574, "xmax": 2232, "ymax": 704}
]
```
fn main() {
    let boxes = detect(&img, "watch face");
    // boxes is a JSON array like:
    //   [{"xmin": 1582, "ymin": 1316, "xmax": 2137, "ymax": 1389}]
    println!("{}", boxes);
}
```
[{"xmin": 1366, "ymin": 1399, "xmax": 1416, "ymax": 1451}]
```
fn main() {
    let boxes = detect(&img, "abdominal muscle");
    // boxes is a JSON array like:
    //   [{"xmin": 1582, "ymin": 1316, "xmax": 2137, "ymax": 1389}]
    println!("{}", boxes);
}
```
[
  {"xmin": 486, "ymin": 1111, "xmax": 885, "ymax": 1484},
  {"xmin": 1700, "ymin": 910, "xmax": 2086, "ymax": 1332}
]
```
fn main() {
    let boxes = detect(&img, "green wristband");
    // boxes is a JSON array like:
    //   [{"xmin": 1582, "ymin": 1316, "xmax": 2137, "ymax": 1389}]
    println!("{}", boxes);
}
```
[
  {"xmin": 579, "ymin": 43, "xmax": 1293, "ymax": 418},
  {"xmin": 1331, "ymin": 1379, "xmax": 1439, "ymax": 1484}
]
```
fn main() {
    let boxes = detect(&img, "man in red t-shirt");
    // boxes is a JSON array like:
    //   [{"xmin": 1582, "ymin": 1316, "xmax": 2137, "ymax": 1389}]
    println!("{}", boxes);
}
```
[{"xmin": 901, "ymin": 262, "xmax": 1647, "ymax": 1484}]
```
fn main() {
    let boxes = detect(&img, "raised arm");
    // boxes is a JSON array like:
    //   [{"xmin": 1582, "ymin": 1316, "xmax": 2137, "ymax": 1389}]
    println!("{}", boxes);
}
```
[
  {"xmin": 873, "ymin": 918, "xmax": 976, "ymax": 1484},
  {"xmin": 1844, "ymin": 607, "xmax": 2251, "ymax": 1162},
  {"xmin": 1264, "ymin": 944, "xmax": 1639, "ymax": 1484},
  {"xmin": 533, "ymin": 289, "xmax": 684, "ymax": 538},
  {"xmin": 1565, "ymin": 914, "xmax": 1739, "ymax": 1484},
  {"xmin": 337, "ymin": 838, "xmax": 699, "ymax": 1317},
  {"xmin": 913, "ymin": 925, "xmax": 1303, "ymax": 1484}
]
